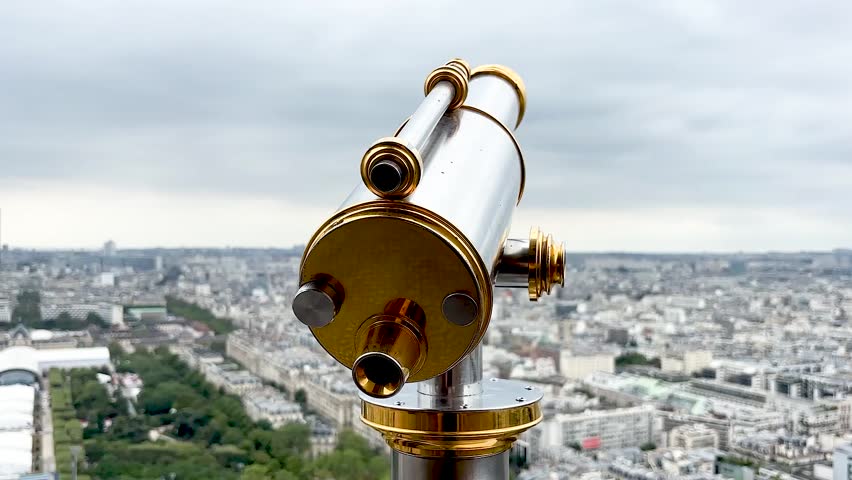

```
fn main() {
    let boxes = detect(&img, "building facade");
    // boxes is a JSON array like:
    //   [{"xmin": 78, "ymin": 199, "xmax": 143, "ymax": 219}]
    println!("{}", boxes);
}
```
[
  {"xmin": 834, "ymin": 444, "xmax": 852, "ymax": 480},
  {"xmin": 542, "ymin": 405, "xmax": 655, "ymax": 451},
  {"xmin": 669, "ymin": 423, "xmax": 719, "ymax": 450},
  {"xmin": 560, "ymin": 351, "xmax": 615, "ymax": 380}
]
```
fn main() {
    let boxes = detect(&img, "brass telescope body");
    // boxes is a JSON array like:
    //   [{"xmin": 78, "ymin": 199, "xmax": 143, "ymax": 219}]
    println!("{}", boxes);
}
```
[{"xmin": 294, "ymin": 59, "xmax": 566, "ymax": 476}]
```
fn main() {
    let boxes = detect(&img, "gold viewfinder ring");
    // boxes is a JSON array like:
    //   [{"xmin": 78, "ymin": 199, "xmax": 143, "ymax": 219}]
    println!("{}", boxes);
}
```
[
  {"xmin": 470, "ymin": 64, "xmax": 527, "ymax": 129},
  {"xmin": 424, "ymin": 63, "xmax": 469, "ymax": 110},
  {"xmin": 360, "ymin": 137, "xmax": 422, "ymax": 199}
]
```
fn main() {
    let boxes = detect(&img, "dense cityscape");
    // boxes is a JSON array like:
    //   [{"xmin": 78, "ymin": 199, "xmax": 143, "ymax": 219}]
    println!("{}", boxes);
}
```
[{"xmin": 0, "ymin": 243, "xmax": 851, "ymax": 479}]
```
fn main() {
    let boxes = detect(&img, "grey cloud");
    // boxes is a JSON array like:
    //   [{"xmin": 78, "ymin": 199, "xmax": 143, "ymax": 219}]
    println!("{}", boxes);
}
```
[{"xmin": 1, "ymin": 0, "xmax": 851, "ymax": 241}]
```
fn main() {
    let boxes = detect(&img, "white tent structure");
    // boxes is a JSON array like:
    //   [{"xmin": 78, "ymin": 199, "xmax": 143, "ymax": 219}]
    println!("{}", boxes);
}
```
[
  {"xmin": 0, "ymin": 385, "xmax": 34, "ymax": 479},
  {"xmin": 0, "ymin": 345, "xmax": 110, "ymax": 375}
]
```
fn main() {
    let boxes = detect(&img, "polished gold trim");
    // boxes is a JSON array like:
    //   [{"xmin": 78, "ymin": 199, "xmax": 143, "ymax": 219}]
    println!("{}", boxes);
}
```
[
  {"xmin": 424, "ymin": 59, "xmax": 471, "ymax": 110},
  {"xmin": 457, "ymin": 105, "xmax": 526, "ymax": 204},
  {"xmin": 447, "ymin": 58, "xmax": 471, "ymax": 78},
  {"xmin": 360, "ymin": 137, "xmax": 422, "ymax": 199},
  {"xmin": 352, "ymin": 314, "xmax": 426, "ymax": 398},
  {"xmin": 528, "ymin": 227, "xmax": 566, "ymax": 301},
  {"xmin": 470, "ymin": 64, "xmax": 527, "ymax": 128},
  {"xmin": 361, "ymin": 399, "xmax": 542, "ymax": 458}
]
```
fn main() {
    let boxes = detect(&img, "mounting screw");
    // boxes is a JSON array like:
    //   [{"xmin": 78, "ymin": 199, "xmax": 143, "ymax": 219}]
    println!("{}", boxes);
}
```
[
  {"xmin": 442, "ymin": 292, "xmax": 479, "ymax": 326},
  {"xmin": 489, "ymin": 378, "xmax": 499, "ymax": 382},
  {"xmin": 395, "ymin": 401, "xmax": 405, "ymax": 406},
  {"xmin": 462, "ymin": 404, "xmax": 469, "ymax": 409},
  {"xmin": 525, "ymin": 386, "xmax": 533, "ymax": 391},
  {"xmin": 515, "ymin": 397, "xmax": 526, "ymax": 402}
]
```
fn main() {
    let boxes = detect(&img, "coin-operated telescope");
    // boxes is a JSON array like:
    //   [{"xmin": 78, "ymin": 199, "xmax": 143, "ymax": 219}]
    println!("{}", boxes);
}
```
[{"xmin": 293, "ymin": 58, "xmax": 565, "ymax": 480}]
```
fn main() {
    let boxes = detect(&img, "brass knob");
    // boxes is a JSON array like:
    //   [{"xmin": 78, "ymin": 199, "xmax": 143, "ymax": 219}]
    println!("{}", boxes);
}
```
[{"xmin": 528, "ymin": 227, "xmax": 565, "ymax": 301}]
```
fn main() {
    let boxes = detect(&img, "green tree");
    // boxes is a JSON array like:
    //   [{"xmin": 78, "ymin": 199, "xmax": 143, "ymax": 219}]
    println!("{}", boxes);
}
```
[
  {"xmin": 294, "ymin": 389, "xmax": 307, "ymax": 407},
  {"xmin": 615, "ymin": 353, "xmax": 661, "ymax": 368},
  {"xmin": 274, "ymin": 470, "xmax": 299, "ymax": 480},
  {"xmin": 107, "ymin": 416, "xmax": 149, "ymax": 443},
  {"xmin": 239, "ymin": 464, "xmax": 269, "ymax": 480},
  {"xmin": 139, "ymin": 388, "xmax": 174, "ymax": 415},
  {"xmin": 12, "ymin": 290, "xmax": 42, "ymax": 324},
  {"xmin": 85, "ymin": 311, "xmax": 109, "ymax": 328},
  {"xmin": 269, "ymin": 423, "xmax": 311, "ymax": 459},
  {"xmin": 165, "ymin": 296, "xmax": 235, "ymax": 334}
]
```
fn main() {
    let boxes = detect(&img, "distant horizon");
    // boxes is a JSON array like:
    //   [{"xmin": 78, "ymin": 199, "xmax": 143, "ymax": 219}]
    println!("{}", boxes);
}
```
[{"xmin": 3, "ymin": 243, "xmax": 850, "ymax": 257}]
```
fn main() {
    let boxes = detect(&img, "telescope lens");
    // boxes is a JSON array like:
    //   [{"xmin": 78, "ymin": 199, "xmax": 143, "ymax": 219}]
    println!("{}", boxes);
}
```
[
  {"xmin": 353, "ymin": 352, "xmax": 405, "ymax": 398},
  {"xmin": 369, "ymin": 158, "xmax": 404, "ymax": 193}
]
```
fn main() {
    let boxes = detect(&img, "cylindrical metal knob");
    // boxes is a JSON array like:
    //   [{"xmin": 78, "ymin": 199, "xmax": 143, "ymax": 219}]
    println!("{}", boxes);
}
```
[
  {"xmin": 494, "ymin": 228, "xmax": 566, "ymax": 301},
  {"xmin": 442, "ymin": 292, "xmax": 479, "ymax": 327},
  {"xmin": 292, "ymin": 278, "xmax": 343, "ymax": 328}
]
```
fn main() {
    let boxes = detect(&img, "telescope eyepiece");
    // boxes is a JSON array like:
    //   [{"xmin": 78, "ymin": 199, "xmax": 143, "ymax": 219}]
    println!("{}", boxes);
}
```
[
  {"xmin": 352, "ymin": 313, "xmax": 425, "ymax": 398},
  {"xmin": 353, "ymin": 352, "xmax": 406, "ymax": 398},
  {"xmin": 369, "ymin": 157, "xmax": 405, "ymax": 194}
]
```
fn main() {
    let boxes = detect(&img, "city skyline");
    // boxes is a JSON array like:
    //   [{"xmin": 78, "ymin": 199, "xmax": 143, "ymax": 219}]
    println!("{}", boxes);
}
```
[{"xmin": 2, "ymin": 1, "xmax": 851, "ymax": 251}]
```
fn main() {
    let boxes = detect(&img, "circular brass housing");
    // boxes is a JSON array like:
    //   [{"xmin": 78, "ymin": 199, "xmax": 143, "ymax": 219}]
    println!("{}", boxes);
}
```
[
  {"xmin": 470, "ymin": 64, "xmax": 527, "ymax": 129},
  {"xmin": 300, "ymin": 201, "xmax": 493, "ymax": 382},
  {"xmin": 360, "ymin": 137, "xmax": 422, "ymax": 199}
]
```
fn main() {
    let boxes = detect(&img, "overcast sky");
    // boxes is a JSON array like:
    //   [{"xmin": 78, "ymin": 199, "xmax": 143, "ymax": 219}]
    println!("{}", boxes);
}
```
[{"xmin": 1, "ymin": 1, "xmax": 851, "ymax": 252}]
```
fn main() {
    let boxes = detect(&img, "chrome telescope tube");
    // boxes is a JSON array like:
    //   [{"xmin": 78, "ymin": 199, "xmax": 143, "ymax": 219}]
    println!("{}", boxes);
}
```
[
  {"xmin": 293, "ymin": 58, "xmax": 564, "ymax": 480},
  {"xmin": 399, "ymin": 81, "xmax": 455, "ymax": 152}
]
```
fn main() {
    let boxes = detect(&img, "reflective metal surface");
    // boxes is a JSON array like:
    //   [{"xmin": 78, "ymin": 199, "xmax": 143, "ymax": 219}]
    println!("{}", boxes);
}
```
[
  {"xmin": 310, "ymin": 73, "xmax": 526, "ymax": 380},
  {"xmin": 360, "ymin": 137, "xmax": 423, "ymax": 199},
  {"xmin": 341, "ymin": 103, "xmax": 523, "ymax": 275},
  {"xmin": 467, "ymin": 67, "xmax": 523, "ymax": 129},
  {"xmin": 292, "ymin": 279, "xmax": 341, "ymax": 328},
  {"xmin": 352, "ymin": 352, "xmax": 406, "ymax": 399},
  {"xmin": 418, "ymin": 346, "xmax": 482, "ymax": 397},
  {"xmin": 494, "ymin": 237, "xmax": 530, "ymax": 288},
  {"xmin": 527, "ymin": 227, "xmax": 566, "ymax": 300},
  {"xmin": 361, "ymin": 378, "xmax": 542, "ymax": 457},
  {"xmin": 392, "ymin": 450, "xmax": 509, "ymax": 480},
  {"xmin": 398, "ymin": 81, "xmax": 454, "ymax": 152},
  {"xmin": 495, "ymin": 229, "xmax": 566, "ymax": 300},
  {"xmin": 300, "ymin": 202, "xmax": 492, "ymax": 382},
  {"xmin": 352, "ymin": 310, "xmax": 426, "ymax": 398},
  {"xmin": 366, "ymin": 376, "xmax": 542, "ymax": 412},
  {"xmin": 415, "ymin": 106, "xmax": 521, "ymax": 272},
  {"xmin": 442, "ymin": 292, "xmax": 478, "ymax": 327}
]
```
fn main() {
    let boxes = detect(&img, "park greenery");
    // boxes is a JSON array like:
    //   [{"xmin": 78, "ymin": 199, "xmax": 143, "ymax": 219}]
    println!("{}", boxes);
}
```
[
  {"xmin": 11, "ymin": 289, "xmax": 110, "ymax": 329},
  {"xmin": 51, "ymin": 347, "xmax": 388, "ymax": 479},
  {"xmin": 165, "ymin": 295, "xmax": 236, "ymax": 334},
  {"xmin": 615, "ymin": 352, "xmax": 661, "ymax": 369},
  {"xmin": 48, "ymin": 369, "xmax": 93, "ymax": 480}
]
